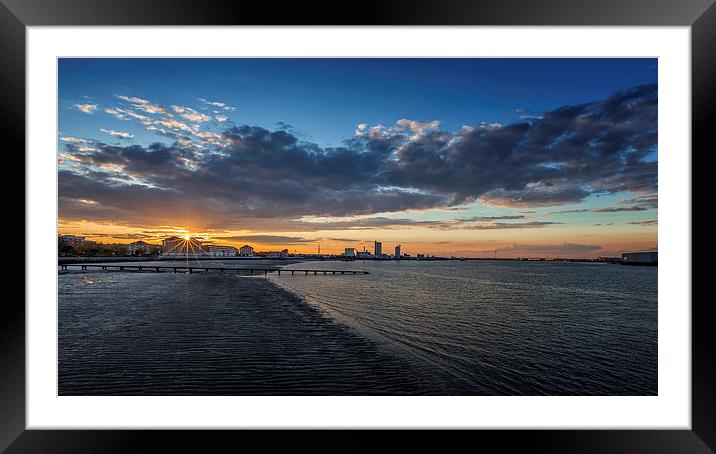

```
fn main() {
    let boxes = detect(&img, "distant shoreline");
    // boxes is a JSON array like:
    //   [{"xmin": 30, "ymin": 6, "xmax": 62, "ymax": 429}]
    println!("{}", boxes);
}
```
[{"xmin": 57, "ymin": 256, "xmax": 656, "ymax": 266}]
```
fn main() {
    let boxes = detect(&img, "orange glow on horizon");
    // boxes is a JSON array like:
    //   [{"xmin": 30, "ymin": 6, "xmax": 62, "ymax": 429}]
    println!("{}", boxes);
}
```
[{"xmin": 57, "ymin": 217, "xmax": 657, "ymax": 259}]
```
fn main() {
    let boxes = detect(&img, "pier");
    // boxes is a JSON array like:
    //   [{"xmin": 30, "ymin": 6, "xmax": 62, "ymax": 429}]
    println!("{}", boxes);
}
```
[{"xmin": 58, "ymin": 264, "xmax": 369, "ymax": 275}]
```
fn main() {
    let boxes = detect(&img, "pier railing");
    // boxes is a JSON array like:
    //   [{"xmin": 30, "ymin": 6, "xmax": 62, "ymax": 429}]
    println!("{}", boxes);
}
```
[{"xmin": 58, "ymin": 264, "xmax": 369, "ymax": 275}]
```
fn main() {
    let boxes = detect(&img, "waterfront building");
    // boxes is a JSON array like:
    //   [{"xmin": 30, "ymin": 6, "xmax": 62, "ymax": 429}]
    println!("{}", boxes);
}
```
[
  {"xmin": 395, "ymin": 244, "xmax": 401, "ymax": 259},
  {"xmin": 161, "ymin": 236, "xmax": 183, "ymax": 254},
  {"xmin": 374, "ymin": 241, "xmax": 382, "ymax": 257},
  {"xmin": 344, "ymin": 247, "xmax": 357, "ymax": 257},
  {"xmin": 127, "ymin": 240, "xmax": 159, "ymax": 255},
  {"xmin": 59, "ymin": 235, "xmax": 86, "ymax": 249},
  {"xmin": 239, "ymin": 245, "xmax": 255, "ymax": 256},
  {"xmin": 265, "ymin": 249, "xmax": 289, "ymax": 258},
  {"xmin": 357, "ymin": 251, "xmax": 372, "ymax": 259},
  {"xmin": 206, "ymin": 245, "xmax": 238, "ymax": 257}
]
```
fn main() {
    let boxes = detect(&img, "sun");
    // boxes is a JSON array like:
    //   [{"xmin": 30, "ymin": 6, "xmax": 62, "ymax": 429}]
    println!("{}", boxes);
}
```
[{"xmin": 182, "ymin": 234, "xmax": 191, "ymax": 241}]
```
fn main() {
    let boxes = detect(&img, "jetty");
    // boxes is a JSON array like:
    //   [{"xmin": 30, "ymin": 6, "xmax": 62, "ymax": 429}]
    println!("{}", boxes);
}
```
[{"xmin": 58, "ymin": 264, "xmax": 369, "ymax": 276}]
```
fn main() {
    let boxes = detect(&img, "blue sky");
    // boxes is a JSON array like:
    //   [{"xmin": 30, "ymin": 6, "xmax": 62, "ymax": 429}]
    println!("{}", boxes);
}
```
[
  {"xmin": 59, "ymin": 58, "xmax": 657, "ymax": 147},
  {"xmin": 57, "ymin": 58, "xmax": 658, "ymax": 257}
]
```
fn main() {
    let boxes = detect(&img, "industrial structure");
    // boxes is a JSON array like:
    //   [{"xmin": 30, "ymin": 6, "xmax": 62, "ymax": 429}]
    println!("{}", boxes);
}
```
[{"xmin": 622, "ymin": 251, "xmax": 658, "ymax": 265}]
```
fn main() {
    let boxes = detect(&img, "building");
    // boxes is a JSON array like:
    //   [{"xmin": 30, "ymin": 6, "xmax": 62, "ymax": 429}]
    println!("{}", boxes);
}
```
[
  {"xmin": 161, "ymin": 236, "xmax": 183, "ymax": 255},
  {"xmin": 622, "ymin": 251, "xmax": 658, "ymax": 265},
  {"xmin": 206, "ymin": 245, "xmax": 238, "ymax": 257},
  {"xmin": 374, "ymin": 241, "xmax": 382, "ymax": 257},
  {"xmin": 344, "ymin": 247, "xmax": 356, "ymax": 257},
  {"xmin": 357, "ymin": 251, "xmax": 373, "ymax": 259},
  {"xmin": 239, "ymin": 245, "xmax": 254, "ymax": 256},
  {"xmin": 394, "ymin": 244, "xmax": 401, "ymax": 259},
  {"xmin": 127, "ymin": 240, "xmax": 159, "ymax": 255},
  {"xmin": 59, "ymin": 235, "xmax": 85, "ymax": 249},
  {"xmin": 265, "ymin": 249, "xmax": 289, "ymax": 258}
]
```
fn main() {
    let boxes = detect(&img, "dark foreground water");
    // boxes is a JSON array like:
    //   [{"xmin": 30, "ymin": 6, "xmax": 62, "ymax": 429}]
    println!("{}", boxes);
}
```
[{"xmin": 58, "ymin": 260, "xmax": 657, "ymax": 395}]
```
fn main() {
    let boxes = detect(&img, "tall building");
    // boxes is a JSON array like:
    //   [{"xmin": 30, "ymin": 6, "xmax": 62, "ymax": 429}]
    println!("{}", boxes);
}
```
[
  {"xmin": 395, "ymin": 244, "xmax": 401, "ymax": 259},
  {"xmin": 239, "ymin": 245, "xmax": 255, "ymax": 256},
  {"xmin": 374, "ymin": 241, "xmax": 382, "ymax": 257},
  {"xmin": 344, "ymin": 247, "xmax": 357, "ymax": 257}
]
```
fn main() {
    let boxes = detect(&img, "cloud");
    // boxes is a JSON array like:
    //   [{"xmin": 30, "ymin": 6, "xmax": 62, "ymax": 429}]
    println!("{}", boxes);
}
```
[
  {"xmin": 75, "ymin": 103, "xmax": 98, "ymax": 114},
  {"xmin": 627, "ymin": 219, "xmax": 658, "ymax": 226},
  {"xmin": 104, "ymin": 108, "xmax": 151, "ymax": 122},
  {"xmin": 172, "ymin": 106, "xmax": 212, "ymax": 123},
  {"xmin": 115, "ymin": 95, "xmax": 170, "ymax": 115},
  {"xmin": 592, "ymin": 206, "xmax": 647, "ymax": 213},
  {"xmin": 116, "ymin": 95, "xmax": 150, "ymax": 104},
  {"xmin": 457, "ymin": 215, "xmax": 526, "ymax": 222},
  {"xmin": 80, "ymin": 232, "xmax": 157, "ymax": 240},
  {"xmin": 496, "ymin": 243, "xmax": 602, "ymax": 254},
  {"xmin": 213, "ymin": 235, "xmax": 316, "ymax": 244},
  {"xmin": 59, "ymin": 83, "xmax": 658, "ymax": 230},
  {"xmin": 546, "ymin": 204, "xmax": 654, "ymax": 215},
  {"xmin": 198, "ymin": 98, "xmax": 225, "ymax": 107},
  {"xmin": 457, "ymin": 221, "xmax": 561, "ymax": 230},
  {"xmin": 617, "ymin": 195, "xmax": 658, "ymax": 208},
  {"xmin": 199, "ymin": 98, "xmax": 235, "ymax": 111},
  {"xmin": 60, "ymin": 136, "xmax": 89, "ymax": 144},
  {"xmin": 99, "ymin": 128, "xmax": 134, "ymax": 139},
  {"xmin": 328, "ymin": 237, "xmax": 362, "ymax": 243}
]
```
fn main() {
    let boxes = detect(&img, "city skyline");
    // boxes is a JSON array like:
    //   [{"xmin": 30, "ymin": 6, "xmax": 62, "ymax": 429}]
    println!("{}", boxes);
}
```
[{"xmin": 58, "ymin": 58, "xmax": 657, "ymax": 258}]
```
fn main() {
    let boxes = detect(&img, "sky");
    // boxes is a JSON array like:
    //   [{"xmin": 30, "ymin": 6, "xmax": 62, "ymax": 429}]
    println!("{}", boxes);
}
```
[{"xmin": 57, "ymin": 58, "xmax": 658, "ymax": 258}]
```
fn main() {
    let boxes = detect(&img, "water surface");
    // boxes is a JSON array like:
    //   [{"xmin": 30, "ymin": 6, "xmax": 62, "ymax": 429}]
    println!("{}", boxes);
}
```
[
  {"xmin": 59, "ymin": 260, "xmax": 657, "ymax": 395},
  {"xmin": 273, "ymin": 260, "xmax": 657, "ymax": 395}
]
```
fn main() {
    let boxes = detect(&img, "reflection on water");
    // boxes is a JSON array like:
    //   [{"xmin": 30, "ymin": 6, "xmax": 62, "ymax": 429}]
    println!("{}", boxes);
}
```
[
  {"xmin": 273, "ymin": 260, "xmax": 657, "ymax": 395},
  {"xmin": 59, "ymin": 260, "xmax": 657, "ymax": 395},
  {"xmin": 59, "ymin": 271, "xmax": 441, "ymax": 395}
]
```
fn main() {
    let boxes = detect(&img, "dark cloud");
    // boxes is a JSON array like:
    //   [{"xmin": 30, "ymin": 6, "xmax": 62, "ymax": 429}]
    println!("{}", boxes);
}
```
[
  {"xmin": 545, "ymin": 208, "xmax": 591, "ymax": 215},
  {"xmin": 457, "ymin": 221, "xmax": 561, "ymax": 230},
  {"xmin": 546, "ymin": 204, "xmax": 654, "ymax": 215},
  {"xmin": 213, "ymin": 235, "xmax": 316, "ymax": 244},
  {"xmin": 593, "ymin": 206, "xmax": 647, "ymax": 213},
  {"xmin": 59, "ymin": 83, "xmax": 657, "ymax": 228},
  {"xmin": 79, "ymin": 232, "xmax": 156, "ymax": 240},
  {"xmin": 617, "ymin": 195, "xmax": 658, "ymax": 208},
  {"xmin": 457, "ymin": 215, "xmax": 526, "ymax": 222},
  {"xmin": 627, "ymin": 219, "xmax": 658, "ymax": 226}
]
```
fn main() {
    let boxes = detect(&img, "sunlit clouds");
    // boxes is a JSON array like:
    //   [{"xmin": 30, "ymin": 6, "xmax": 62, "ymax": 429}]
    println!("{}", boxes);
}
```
[
  {"xmin": 74, "ymin": 103, "xmax": 98, "ymax": 114},
  {"xmin": 58, "ymin": 59, "xmax": 657, "ymax": 257}
]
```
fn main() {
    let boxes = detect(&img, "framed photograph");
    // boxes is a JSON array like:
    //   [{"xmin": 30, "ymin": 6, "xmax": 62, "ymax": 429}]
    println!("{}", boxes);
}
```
[{"xmin": 7, "ymin": 0, "xmax": 710, "ymax": 450}]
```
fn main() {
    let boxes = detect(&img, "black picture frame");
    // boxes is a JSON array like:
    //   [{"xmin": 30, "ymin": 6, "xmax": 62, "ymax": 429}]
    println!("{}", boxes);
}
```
[{"xmin": 4, "ymin": 0, "xmax": 710, "ymax": 451}]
